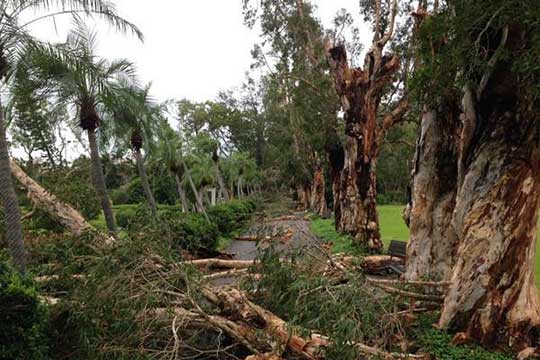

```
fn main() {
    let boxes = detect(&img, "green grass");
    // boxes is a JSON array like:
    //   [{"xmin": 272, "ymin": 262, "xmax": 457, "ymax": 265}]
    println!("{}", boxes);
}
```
[
  {"xmin": 309, "ymin": 205, "xmax": 409, "ymax": 254},
  {"xmin": 310, "ymin": 205, "xmax": 540, "ymax": 287}
]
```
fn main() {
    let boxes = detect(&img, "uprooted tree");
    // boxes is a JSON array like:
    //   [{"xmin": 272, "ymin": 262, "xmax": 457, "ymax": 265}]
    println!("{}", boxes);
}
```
[{"xmin": 326, "ymin": 0, "xmax": 408, "ymax": 252}]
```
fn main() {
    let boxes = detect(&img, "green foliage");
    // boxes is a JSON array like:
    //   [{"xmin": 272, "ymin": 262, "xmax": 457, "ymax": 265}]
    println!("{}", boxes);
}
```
[
  {"xmin": 111, "ymin": 178, "xmax": 145, "ymax": 205},
  {"xmin": 244, "ymin": 248, "xmax": 398, "ymax": 360},
  {"xmin": 107, "ymin": 200, "xmax": 257, "ymax": 251},
  {"xmin": 207, "ymin": 199, "xmax": 257, "ymax": 234},
  {"xmin": 40, "ymin": 164, "xmax": 101, "ymax": 220},
  {"xmin": 0, "ymin": 253, "xmax": 49, "ymax": 360},
  {"xmin": 412, "ymin": 315, "xmax": 511, "ymax": 360}
]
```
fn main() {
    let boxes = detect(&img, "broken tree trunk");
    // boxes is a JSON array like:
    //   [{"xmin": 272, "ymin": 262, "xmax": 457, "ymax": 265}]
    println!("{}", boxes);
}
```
[
  {"xmin": 184, "ymin": 258, "xmax": 256, "ymax": 269},
  {"xmin": 405, "ymin": 103, "xmax": 459, "ymax": 282},
  {"xmin": 327, "ymin": 38, "xmax": 408, "ymax": 252},
  {"xmin": 10, "ymin": 160, "xmax": 92, "ymax": 235},
  {"xmin": 202, "ymin": 286, "xmax": 322, "ymax": 359},
  {"xmin": 438, "ymin": 25, "xmax": 540, "ymax": 350}
]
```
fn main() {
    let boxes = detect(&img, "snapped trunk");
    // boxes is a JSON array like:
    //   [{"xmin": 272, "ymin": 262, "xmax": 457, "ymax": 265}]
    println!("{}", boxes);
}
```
[{"xmin": 10, "ymin": 160, "xmax": 92, "ymax": 235}]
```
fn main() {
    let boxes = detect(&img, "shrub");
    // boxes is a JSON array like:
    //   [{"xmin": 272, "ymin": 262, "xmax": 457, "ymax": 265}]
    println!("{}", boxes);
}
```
[
  {"xmin": 111, "ymin": 178, "xmax": 145, "ymax": 205},
  {"xmin": 0, "ymin": 254, "xmax": 49, "ymax": 360}
]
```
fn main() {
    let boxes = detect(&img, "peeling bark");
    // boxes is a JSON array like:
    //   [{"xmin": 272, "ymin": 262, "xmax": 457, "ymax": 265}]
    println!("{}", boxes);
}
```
[
  {"xmin": 326, "ymin": 12, "xmax": 407, "ymax": 251},
  {"xmin": 405, "ymin": 104, "xmax": 459, "ymax": 282},
  {"xmin": 309, "ymin": 162, "xmax": 327, "ymax": 216},
  {"xmin": 439, "ymin": 26, "xmax": 540, "ymax": 348}
]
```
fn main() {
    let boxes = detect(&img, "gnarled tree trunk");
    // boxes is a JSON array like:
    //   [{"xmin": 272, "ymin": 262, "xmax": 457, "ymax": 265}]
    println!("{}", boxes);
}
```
[
  {"xmin": 327, "ymin": 36, "xmax": 407, "ymax": 251},
  {"xmin": 338, "ymin": 134, "xmax": 381, "ymax": 250},
  {"xmin": 87, "ymin": 129, "xmax": 117, "ymax": 234},
  {"xmin": 326, "ymin": 138, "xmax": 345, "ymax": 227},
  {"xmin": 439, "ymin": 27, "xmax": 540, "ymax": 349},
  {"xmin": 309, "ymin": 162, "xmax": 327, "ymax": 216},
  {"xmin": 0, "ymin": 99, "xmax": 25, "ymax": 273},
  {"xmin": 405, "ymin": 103, "xmax": 459, "ymax": 282},
  {"xmin": 10, "ymin": 160, "xmax": 92, "ymax": 235}
]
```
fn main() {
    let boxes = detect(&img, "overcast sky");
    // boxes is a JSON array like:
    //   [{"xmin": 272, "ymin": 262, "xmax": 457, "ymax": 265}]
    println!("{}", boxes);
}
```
[{"xmin": 26, "ymin": 0, "xmax": 369, "ymax": 104}]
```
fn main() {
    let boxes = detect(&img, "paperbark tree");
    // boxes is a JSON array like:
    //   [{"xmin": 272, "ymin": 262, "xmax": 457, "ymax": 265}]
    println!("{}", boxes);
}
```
[
  {"xmin": 327, "ymin": 0, "xmax": 408, "ymax": 251},
  {"xmin": 405, "ymin": 104, "xmax": 459, "ymax": 281},
  {"xmin": 405, "ymin": 2, "xmax": 460, "ymax": 282},
  {"xmin": 438, "ymin": 23, "xmax": 540, "ymax": 349}
]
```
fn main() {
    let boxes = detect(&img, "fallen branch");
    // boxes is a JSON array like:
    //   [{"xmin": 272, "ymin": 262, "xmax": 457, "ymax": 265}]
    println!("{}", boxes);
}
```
[
  {"xmin": 201, "ymin": 286, "xmax": 320, "ymax": 359},
  {"xmin": 184, "ymin": 259, "xmax": 257, "ymax": 269},
  {"xmin": 203, "ymin": 268, "xmax": 250, "ymax": 280},
  {"xmin": 368, "ymin": 281, "xmax": 444, "ymax": 302},
  {"xmin": 199, "ymin": 285, "xmax": 425, "ymax": 359},
  {"xmin": 235, "ymin": 235, "xmax": 260, "ymax": 241},
  {"xmin": 10, "ymin": 159, "xmax": 93, "ymax": 236},
  {"xmin": 366, "ymin": 277, "xmax": 451, "ymax": 287}
]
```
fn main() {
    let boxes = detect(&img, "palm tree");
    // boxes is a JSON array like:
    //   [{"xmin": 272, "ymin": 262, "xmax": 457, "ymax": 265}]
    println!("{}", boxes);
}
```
[
  {"xmin": 23, "ymin": 27, "xmax": 139, "ymax": 235},
  {"xmin": 105, "ymin": 82, "xmax": 160, "ymax": 220},
  {"xmin": 191, "ymin": 132, "xmax": 230, "ymax": 202},
  {"xmin": 0, "ymin": 0, "xmax": 141, "ymax": 271},
  {"xmin": 153, "ymin": 122, "xmax": 209, "ymax": 221}
]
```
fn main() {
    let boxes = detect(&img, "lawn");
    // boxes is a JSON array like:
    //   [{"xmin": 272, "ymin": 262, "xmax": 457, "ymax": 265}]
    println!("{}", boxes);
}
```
[{"xmin": 310, "ymin": 205, "xmax": 540, "ymax": 286}]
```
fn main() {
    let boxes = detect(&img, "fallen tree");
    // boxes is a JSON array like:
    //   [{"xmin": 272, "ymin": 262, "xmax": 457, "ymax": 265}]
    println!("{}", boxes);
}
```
[{"xmin": 10, "ymin": 159, "xmax": 92, "ymax": 235}]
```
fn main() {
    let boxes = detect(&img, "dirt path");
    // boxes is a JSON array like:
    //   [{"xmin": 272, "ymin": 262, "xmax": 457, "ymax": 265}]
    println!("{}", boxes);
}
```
[
  {"xmin": 224, "ymin": 211, "xmax": 322, "ymax": 261},
  {"xmin": 209, "ymin": 198, "xmax": 326, "ymax": 285}
]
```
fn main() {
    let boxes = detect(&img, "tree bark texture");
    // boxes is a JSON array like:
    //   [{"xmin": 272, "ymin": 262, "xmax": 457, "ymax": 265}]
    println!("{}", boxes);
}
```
[
  {"xmin": 87, "ymin": 129, "xmax": 117, "ymax": 234},
  {"xmin": 309, "ymin": 163, "xmax": 327, "ymax": 216},
  {"xmin": 10, "ymin": 160, "xmax": 92, "ymax": 235},
  {"xmin": 438, "ymin": 27, "xmax": 540, "ymax": 349},
  {"xmin": 327, "ymin": 42, "xmax": 407, "ymax": 251},
  {"xmin": 0, "ymin": 100, "xmax": 25, "ymax": 273},
  {"xmin": 134, "ymin": 148, "xmax": 158, "ymax": 220},
  {"xmin": 405, "ymin": 104, "xmax": 459, "ymax": 282}
]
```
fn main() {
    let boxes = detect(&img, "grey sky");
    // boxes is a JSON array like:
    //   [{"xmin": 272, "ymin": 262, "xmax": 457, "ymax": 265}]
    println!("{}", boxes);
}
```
[{"xmin": 27, "ymin": 0, "xmax": 368, "ymax": 104}]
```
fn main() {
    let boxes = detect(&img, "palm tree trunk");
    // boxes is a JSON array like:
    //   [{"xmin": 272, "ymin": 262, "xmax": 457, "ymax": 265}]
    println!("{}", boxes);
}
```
[
  {"xmin": 10, "ymin": 160, "xmax": 92, "ymax": 235},
  {"xmin": 174, "ymin": 173, "xmax": 189, "ymax": 212},
  {"xmin": 181, "ymin": 159, "xmax": 209, "ymax": 222},
  {"xmin": 0, "ymin": 101, "xmax": 25, "ymax": 273},
  {"xmin": 214, "ymin": 161, "xmax": 229, "ymax": 202},
  {"xmin": 134, "ymin": 148, "xmax": 158, "ymax": 220},
  {"xmin": 87, "ymin": 129, "xmax": 116, "ymax": 234}
]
